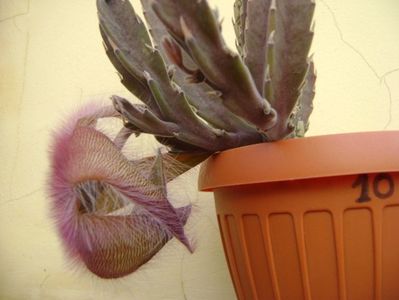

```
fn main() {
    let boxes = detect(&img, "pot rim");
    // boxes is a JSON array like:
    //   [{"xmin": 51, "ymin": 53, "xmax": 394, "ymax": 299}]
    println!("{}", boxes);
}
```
[{"xmin": 198, "ymin": 131, "xmax": 399, "ymax": 191}]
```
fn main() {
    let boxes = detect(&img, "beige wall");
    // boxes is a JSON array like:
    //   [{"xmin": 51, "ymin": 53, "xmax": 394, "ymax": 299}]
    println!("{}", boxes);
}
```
[{"xmin": 1, "ymin": 0, "xmax": 398, "ymax": 299}]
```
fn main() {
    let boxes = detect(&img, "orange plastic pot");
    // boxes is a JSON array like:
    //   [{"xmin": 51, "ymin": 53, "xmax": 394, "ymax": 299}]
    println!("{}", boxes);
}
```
[{"xmin": 198, "ymin": 131, "xmax": 399, "ymax": 300}]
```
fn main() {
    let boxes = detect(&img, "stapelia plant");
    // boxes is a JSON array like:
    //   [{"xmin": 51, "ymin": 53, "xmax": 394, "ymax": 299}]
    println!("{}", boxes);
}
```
[
  {"xmin": 97, "ymin": 0, "xmax": 315, "ymax": 152},
  {"xmin": 49, "ymin": 0, "xmax": 316, "ymax": 279},
  {"xmin": 48, "ymin": 104, "xmax": 197, "ymax": 278}
]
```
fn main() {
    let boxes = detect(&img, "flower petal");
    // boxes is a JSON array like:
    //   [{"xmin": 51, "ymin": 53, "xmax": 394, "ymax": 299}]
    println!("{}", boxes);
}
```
[{"xmin": 48, "ymin": 106, "xmax": 192, "ymax": 278}]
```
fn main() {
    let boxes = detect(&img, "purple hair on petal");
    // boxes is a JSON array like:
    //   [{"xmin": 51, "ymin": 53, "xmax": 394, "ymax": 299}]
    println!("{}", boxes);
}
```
[{"xmin": 48, "ymin": 103, "xmax": 192, "ymax": 279}]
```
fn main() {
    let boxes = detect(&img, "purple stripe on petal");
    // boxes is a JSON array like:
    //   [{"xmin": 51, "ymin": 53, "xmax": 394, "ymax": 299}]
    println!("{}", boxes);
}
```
[{"xmin": 48, "ymin": 105, "xmax": 192, "ymax": 278}]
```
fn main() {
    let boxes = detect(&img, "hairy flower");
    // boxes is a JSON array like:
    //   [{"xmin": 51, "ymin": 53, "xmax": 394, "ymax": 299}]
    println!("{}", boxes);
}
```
[{"xmin": 48, "ymin": 104, "xmax": 192, "ymax": 279}]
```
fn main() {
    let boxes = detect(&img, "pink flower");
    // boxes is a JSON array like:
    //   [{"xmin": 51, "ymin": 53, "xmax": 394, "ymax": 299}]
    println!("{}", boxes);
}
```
[{"xmin": 48, "ymin": 104, "xmax": 192, "ymax": 278}]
